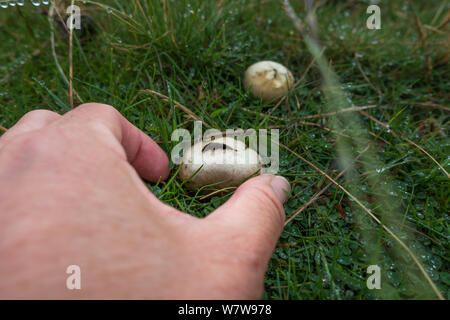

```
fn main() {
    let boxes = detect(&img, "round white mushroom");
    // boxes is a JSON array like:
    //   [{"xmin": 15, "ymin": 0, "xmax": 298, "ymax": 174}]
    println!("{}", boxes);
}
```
[
  {"xmin": 244, "ymin": 61, "xmax": 294, "ymax": 102},
  {"xmin": 179, "ymin": 136, "xmax": 262, "ymax": 190}
]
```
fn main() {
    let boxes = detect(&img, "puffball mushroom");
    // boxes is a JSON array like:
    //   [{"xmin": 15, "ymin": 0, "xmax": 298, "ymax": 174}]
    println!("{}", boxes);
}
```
[
  {"xmin": 244, "ymin": 61, "xmax": 294, "ymax": 102},
  {"xmin": 179, "ymin": 136, "xmax": 262, "ymax": 190}
]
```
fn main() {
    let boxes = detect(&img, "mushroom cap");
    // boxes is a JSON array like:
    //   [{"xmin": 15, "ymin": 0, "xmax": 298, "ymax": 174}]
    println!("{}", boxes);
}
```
[
  {"xmin": 179, "ymin": 136, "xmax": 262, "ymax": 190},
  {"xmin": 244, "ymin": 61, "xmax": 294, "ymax": 102}
]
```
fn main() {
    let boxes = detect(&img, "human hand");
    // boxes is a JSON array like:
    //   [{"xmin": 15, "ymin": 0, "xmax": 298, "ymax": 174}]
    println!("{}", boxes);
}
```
[{"xmin": 0, "ymin": 103, "xmax": 290, "ymax": 299}]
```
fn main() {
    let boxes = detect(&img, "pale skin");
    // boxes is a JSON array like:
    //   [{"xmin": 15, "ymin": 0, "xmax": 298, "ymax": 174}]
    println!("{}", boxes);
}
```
[{"xmin": 0, "ymin": 103, "xmax": 290, "ymax": 299}]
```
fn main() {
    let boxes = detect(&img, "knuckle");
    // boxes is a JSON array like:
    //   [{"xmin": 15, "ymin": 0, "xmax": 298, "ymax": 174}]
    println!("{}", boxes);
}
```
[
  {"xmin": 84, "ymin": 120, "xmax": 113, "ymax": 136},
  {"xmin": 215, "ymin": 249, "xmax": 265, "ymax": 298},
  {"xmin": 11, "ymin": 131, "xmax": 44, "ymax": 149},
  {"xmin": 76, "ymin": 103, "xmax": 118, "ymax": 117},
  {"xmin": 71, "ymin": 103, "xmax": 121, "ymax": 136},
  {"xmin": 201, "ymin": 228, "xmax": 270, "ymax": 274},
  {"xmin": 22, "ymin": 109, "xmax": 59, "ymax": 121},
  {"xmin": 195, "ymin": 243, "xmax": 265, "ymax": 298},
  {"xmin": 237, "ymin": 248, "xmax": 267, "ymax": 273},
  {"xmin": 1, "ymin": 131, "xmax": 49, "ymax": 159}
]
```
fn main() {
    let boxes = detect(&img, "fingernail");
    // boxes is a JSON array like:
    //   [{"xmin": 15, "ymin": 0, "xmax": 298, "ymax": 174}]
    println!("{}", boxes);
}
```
[{"xmin": 270, "ymin": 176, "xmax": 291, "ymax": 204}]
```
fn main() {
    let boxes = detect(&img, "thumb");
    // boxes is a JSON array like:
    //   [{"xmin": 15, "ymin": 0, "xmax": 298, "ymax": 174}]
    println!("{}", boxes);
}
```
[{"xmin": 206, "ymin": 174, "xmax": 290, "ymax": 261}]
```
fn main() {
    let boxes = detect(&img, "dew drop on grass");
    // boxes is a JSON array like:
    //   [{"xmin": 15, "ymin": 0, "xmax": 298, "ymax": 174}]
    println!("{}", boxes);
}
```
[
  {"xmin": 31, "ymin": 0, "xmax": 41, "ymax": 6},
  {"xmin": 387, "ymin": 271, "xmax": 401, "ymax": 287},
  {"xmin": 0, "ymin": 2, "xmax": 8, "ymax": 9}
]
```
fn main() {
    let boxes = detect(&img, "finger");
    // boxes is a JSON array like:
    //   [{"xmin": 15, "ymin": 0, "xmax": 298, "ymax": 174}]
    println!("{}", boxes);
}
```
[
  {"xmin": 206, "ymin": 174, "xmax": 290, "ymax": 260},
  {"xmin": 62, "ymin": 103, "xmax": 169, "ymax": 182},
  {"xmin": 0, "ymin": 110, "xmax": 61, "ymax": 149}
]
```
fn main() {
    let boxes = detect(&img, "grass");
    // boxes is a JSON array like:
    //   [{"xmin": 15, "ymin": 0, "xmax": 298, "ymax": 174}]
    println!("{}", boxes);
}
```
[{"xmin": 0, "ymin": 0, "xmax": 449, "ymax": 300}]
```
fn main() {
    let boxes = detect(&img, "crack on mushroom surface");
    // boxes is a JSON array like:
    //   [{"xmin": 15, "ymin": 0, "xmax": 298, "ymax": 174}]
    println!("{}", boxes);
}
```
[{"xmin": 202, "ymin": 142, "xmax": 235, "ymax": 152}]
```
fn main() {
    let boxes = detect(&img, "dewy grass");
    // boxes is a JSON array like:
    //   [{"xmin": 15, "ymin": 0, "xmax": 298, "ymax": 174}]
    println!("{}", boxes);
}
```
[
  {"xmin": 284, "ymin": 0, "xmax": 446, "ymax": 299},
  {"xmin": 0, "ymin": 0, "xmax": 449, "ymax": 300}
]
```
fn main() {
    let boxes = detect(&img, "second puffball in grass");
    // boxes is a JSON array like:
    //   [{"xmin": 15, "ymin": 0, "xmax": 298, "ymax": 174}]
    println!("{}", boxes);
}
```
[{"xmin": 244, "ymin": 61, "xmax": 294, "ymax": 102}]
